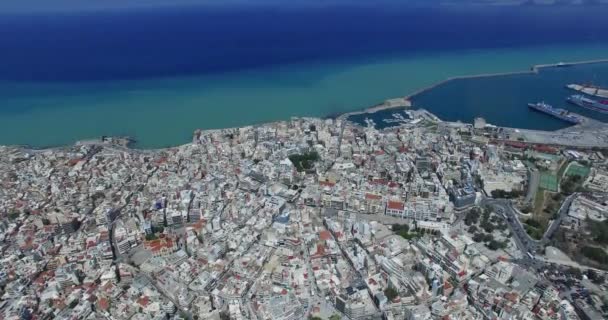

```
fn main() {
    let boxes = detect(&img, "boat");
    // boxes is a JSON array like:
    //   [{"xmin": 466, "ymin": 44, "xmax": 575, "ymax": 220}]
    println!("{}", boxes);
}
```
[
  {"xmin": 527, "ymin": 102, "xmax": 582, "ymax": 124},
  {"xmin": 567, "ymin": 94, "xmax": 608, "ymax": 114},
  {"xmin": 566, "ymin": 84, "xmax": 608, "ymax": 99}
]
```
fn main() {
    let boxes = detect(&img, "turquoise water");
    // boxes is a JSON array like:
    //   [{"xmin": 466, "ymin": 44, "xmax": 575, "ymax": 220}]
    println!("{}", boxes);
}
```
[{"xmin": 2, "ymin": 44, "xmax": 608, "ymax": 148}]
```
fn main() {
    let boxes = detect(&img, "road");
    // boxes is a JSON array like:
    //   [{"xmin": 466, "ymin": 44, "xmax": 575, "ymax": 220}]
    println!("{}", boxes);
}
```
[
  {"xmin": 540, "ymin": 193, "xmax": 577, "ymax": 244},
  {"xmin": 483, "ymin": 194, "xmax": 605, "ymax": 275},
  {"xmin": 141, "ymin": 272, "xmax": 193, "ymax": 319},
  {"xmin": 481, "ymin": 197, "xmax": 541, "ymax": 255},
  {"xmin": 525, "ymin": 169, "xmax": 540, "ymax": 203}
]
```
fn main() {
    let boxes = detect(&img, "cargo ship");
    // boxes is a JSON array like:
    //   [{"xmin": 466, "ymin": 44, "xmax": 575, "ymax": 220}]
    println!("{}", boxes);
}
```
[
  {"xmin": 527, "ymin": 102, "xmax": 582, "ymax": 124},
  {"xmin": 567, "ymin": 94, "xmax": 608, "ymax": 114}
]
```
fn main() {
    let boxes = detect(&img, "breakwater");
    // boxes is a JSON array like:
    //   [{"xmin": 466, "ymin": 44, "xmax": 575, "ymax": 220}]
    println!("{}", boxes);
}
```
[
  {"xmin": 406, "ymin": 58, "xmax": 608, "ymax": 101},
  {"xmin": 340, "ymin": 58, "xmax": 608, "ymax": 125}
]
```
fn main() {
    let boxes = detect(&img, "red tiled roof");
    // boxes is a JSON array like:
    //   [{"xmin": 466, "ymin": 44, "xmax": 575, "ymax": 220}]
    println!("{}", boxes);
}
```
[
  {"xmin": 319, "ymin": 181, "xmax": 335, "ymax": 187},
  {"xmin": 533, "ymin": 144, "xmax": 557, "ymax": 154},
  {"xmin": 137, "ymin": 296, "xmax": 150, "ymax": 307},
  {"xmin": 504, "ymin": 141, "xmax": 526, "ymax": 148},
  {"xmin": 319, "ymin": 230, "xmax": 331, "ymax": 241},
  {"xmin": 387, "ymin": 201, "xmax": 404, "ymax": 211},
  {"xmin": 98, "ymin": 298, "xmax": 110, "ymax": 311},
  {"xmin": 365, "ymin": 193, "xmax": 382, "ymax": 201}
]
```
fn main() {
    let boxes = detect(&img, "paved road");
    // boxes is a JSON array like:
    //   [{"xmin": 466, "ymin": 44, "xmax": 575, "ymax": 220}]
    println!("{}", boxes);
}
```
[
  {"xmin": 481, "ymin": 197, "xmax": 542, "ymax": 255},
  {"xmin": 483, "ymin": 195, "xmax": 604, "ymax": 275},
  {"xmin": 525, "ymin": 169, "xmax": 540, "ymax": 203},
  {"xmin": 541, "ymin": 193, "xmax": 577, "ymax": 244}
]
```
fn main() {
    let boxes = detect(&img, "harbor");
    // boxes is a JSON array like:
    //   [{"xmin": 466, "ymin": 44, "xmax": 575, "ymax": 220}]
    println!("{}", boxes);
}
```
[
  {"xmin": 341, "ymin": 57, "xmax": 608, "ymax": 133},
  {"xmin": 407, "ymin": 58, "xmax": 608, "ymax": 101},
  {"xmin": 410, "ymin": 58, "xmax": 608, "ymax": 132}
]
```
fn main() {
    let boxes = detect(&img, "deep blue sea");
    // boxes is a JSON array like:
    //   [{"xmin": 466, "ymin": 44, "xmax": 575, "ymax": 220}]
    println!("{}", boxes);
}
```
[
  {"xmin": 1, "ymin": 4, "xmax": 608, "ymax": 147},
  {"xmin": 412, "ymin": 63, "xmax": 608, "ymax": 131}
]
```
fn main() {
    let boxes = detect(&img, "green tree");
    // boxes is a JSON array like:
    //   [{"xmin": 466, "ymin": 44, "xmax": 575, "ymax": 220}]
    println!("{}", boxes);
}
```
[
  {"xmin": 581, "ymin": 246, "xmax": 608, "ymax": 265},
  {"xmin": 525, "ymin": 219, "xmax": 542, "ymax": 228},
  {"xmin": 465, "ymin": 208, "xmax": 481, "ymax": 226},
  {"xmin": 8, "ymin": 211, "xmax": 20, "ymax": 220},
  {"xmin": 473, "ymin": 233, "xmax": 484, "ymax": 242},
  {"xmin": 384, "ymin": 287, "xmax": 399, "ymax": 301},
  {"xmin": 589, "ymin": 219, "xmax": 608, "ymax": 244},
  {"xmin": 289, "ymin": 151, "xmax": 320, "ymax": 172},
  {"xmin": 487, "ymin": 240, "xmax": 506, "ymax": 251}
]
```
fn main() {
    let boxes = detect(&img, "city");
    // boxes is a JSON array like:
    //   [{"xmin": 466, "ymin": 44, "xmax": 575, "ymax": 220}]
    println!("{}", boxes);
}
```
[{"xmin": 1, "ymin": 109, "xmax": 607, "ymax": 320}]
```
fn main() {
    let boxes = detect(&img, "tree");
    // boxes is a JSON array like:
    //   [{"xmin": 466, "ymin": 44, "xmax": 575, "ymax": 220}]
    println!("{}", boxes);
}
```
[
  {"xmin": 520, "ymin": 205, "xmax": 532, "ymax": 214},
  {"xmin": 589, "ymin": 219, "xmax": 608, "ymax": 244},
  {"xmin": 487, "ymin": 240, "xmax": 506, "ymax": 251},
  {"xmin": 581, "ymin": 246, "xmax": 608, "ymax": 265},
  {"xmin": 289, "ymin": 151, "xmax": 320, "ymax": 172},
  {"xmin": 491, "ymin": 189, "xmax": 523, "ymax": 199},
  {"xmin": 392, "ymin": 224, "xmax": 409, "ymax": 233},
  {"xmin": 465, "ymin": 208, "xmax": 481, "ymax": 226},
  {"xmin": 145, "ymin": 234, "xmax": 158, "ymax": 241},
  {"xmin": 473, "ymin": 233, "xmax": 484, "ymax": 242},
  {"xmin": 384, "ymin": 287, "xmax": 399, "ymax": 301},
  {"xmin": 468, "ymin": 225, "xmax": 478, "ymax": 234},
  {"xmin": 8, "ymin": 211, "xmax": 20, "ymax": 220},
  {"xmin": 566, "ymin": 267, "xmax": 583, "ymax": 280},
  {"xmin": 481, "ymin": 221, "xmax": 495, "ymax": 233},
  {"xmin": 525, "ymin": 219, "xmax": 542, "ymax": 228},
  {"xmin": 71, "ymin": 218, "xmax": 82, "ymax": 232}
]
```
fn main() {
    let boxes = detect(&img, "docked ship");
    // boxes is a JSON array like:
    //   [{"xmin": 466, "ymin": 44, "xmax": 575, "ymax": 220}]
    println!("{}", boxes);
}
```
[
  {"xmin": 566, "ymin": 84, "xmax": 608, "ymax": 99},
  {"xmin": 527, "ymin": 102, "xmax": 582, "ymax": 124},
  {"xmin": 567, "ymin": 94, "xmax": 608, "ymax": 114}
]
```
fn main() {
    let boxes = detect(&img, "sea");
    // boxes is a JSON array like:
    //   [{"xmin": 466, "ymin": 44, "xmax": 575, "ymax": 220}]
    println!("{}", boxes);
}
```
[{"xmin": 1, "ymin": 4, "xmax": 608, "ymax": 148}]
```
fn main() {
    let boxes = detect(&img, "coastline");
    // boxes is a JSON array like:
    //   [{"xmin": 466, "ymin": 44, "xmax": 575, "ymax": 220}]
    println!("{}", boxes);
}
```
[
  {"xmin": 339, "ymin": 58, "xmax": 608, "ymax": 123},
  {"xmin": 4, "ymin": 56, "xmax": 608, "ymax": 152}
]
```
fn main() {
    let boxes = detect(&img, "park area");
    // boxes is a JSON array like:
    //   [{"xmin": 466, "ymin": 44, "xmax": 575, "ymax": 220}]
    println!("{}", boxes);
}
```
[
  {"xmin": 527, "ymin": 161, "xmax": 590, "ymax": 239},
  {"xmin": 564, "ymin": 162, "xmax": 590, "ymax": 179}
]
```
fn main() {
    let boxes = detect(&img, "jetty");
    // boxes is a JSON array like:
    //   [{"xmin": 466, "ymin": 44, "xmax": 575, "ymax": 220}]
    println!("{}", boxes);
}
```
[
  {"xmin": 405, "ymin": 58, "xmax": 608, "ymax": 101},
  {"xmin": 338, "ymin": 97, "xmax": 411, "ymax": 121},
  {"xmin": 532, "ymin": 58, "xmax": 608, "ymax": 73},
  {"xmin": 339, "ymin": 57, "xmax": 608, "ymax": 127}
]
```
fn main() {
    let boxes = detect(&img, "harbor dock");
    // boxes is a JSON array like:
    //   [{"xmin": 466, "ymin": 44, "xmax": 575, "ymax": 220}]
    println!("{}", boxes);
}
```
[{"xmin": 339, "ymin": 57, "xmax": 608, "ymax": 132}]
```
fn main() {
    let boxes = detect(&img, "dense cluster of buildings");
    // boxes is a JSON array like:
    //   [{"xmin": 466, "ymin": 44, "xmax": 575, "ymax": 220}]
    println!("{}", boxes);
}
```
[{"xmin": 0, "ymin": 113, "xmax": 606, "ymax": 320}]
